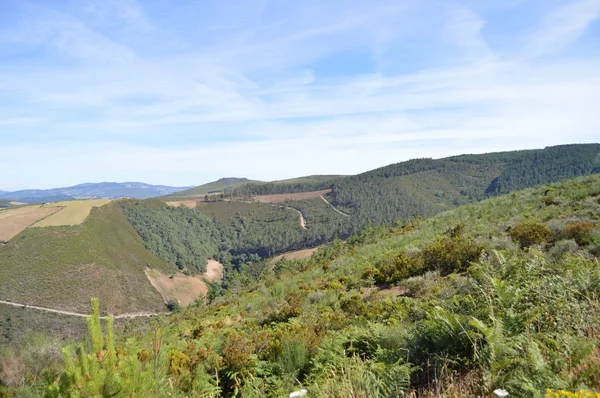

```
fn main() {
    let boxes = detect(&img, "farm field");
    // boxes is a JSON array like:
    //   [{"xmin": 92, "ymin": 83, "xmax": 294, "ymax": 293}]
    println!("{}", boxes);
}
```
[
  {"xmin": 32, "ymin": 199, "xmax": 112, "ymax": 227},
  {"xmin": 0, "ymin": 205, "xmax": 62, "ymax": 242},
  {"xmin": 254, "ymin": 189, "xmax": 331, "ymax": 203}
]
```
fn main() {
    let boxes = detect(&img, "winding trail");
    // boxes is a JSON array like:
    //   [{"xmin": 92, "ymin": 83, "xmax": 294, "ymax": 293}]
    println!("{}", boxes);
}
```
[
  {"xmin": 320, "ymin": 195, "xmax": 350, "ymax": 217},
  {"xmin": 287, "ymin": 206, "xmax": 307, "ymax": 229},
  {"xmin": 0, "ymin": 299, "xmax": 164, "ymax": 319}
]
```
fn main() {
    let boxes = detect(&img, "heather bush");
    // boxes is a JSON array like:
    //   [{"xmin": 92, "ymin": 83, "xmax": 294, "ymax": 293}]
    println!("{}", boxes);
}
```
[{"xmin": 509, "ymin": 221, "xmax": 552, "ymax": 248}]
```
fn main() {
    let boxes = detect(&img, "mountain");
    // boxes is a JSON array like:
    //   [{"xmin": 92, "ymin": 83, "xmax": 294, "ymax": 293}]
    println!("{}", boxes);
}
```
[
  {"xmin": 0, "ymin": 182, "xmax": 192, "ymax": 203},
  {"xmin": 5, "ymin": 174, "xmax": 600, "ymax": 396},
  {"xmin": 168, "ymin": 177, "xmax": 263, "ymax": 197},
  {"xmin": 231, "ymin": 144, "xmax": 600, "ymax": 233}
]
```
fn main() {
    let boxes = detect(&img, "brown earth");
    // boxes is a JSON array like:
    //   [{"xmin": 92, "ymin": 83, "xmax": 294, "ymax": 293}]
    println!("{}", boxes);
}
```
[
  {"xmin": 145, "ymin": 260, "xmax": 224, "ymax": 306},
  {"xmin": 203, "ymin": 259, "xmax": 224, "ymax": 281},
  {"xmin": 0, "ymin": 205, "xmax": 62, "ymax": 242},
  {"xmin": 269, "ymin": 247, "xmax": 319, "ymax": 264},
  {"xmin": 254, "ymin": 189, "xmax": 332, "ymax": 203},
  {"xmin": 165, "ymin": 201, "xmax": 198, "ymax": 209}
]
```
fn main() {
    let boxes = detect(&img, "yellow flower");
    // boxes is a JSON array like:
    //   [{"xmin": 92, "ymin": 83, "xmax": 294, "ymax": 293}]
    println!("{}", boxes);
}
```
[{"xmin": 545, "ymin": 390, "xmax": 600, "ymax": 398}]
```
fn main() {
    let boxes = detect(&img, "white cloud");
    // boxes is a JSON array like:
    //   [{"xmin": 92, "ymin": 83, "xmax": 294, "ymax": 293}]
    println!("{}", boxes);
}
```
[
  {"xmin": 0, "ymin": 0, "xmax": 599, "ymax": 190},
  {"xmin": 526, "ymin": 0, "xmax": 600, "ymax": 57}
]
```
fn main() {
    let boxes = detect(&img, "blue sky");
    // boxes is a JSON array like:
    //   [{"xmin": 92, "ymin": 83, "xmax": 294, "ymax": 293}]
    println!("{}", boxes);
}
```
[{"xmin": 1, "ymin": 0, "xmax": 600, "ymax": 190}]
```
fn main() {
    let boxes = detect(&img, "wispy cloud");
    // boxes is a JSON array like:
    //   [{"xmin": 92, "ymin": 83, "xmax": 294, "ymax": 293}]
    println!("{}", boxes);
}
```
[{"xmin": 0, "ymin": 0, "xmax": 599, "ymax": 190}]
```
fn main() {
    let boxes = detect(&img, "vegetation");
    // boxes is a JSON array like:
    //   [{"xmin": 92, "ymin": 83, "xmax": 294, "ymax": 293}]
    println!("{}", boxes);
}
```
[
  {"xmin": 121, "ymin": 199, "xmax": 350, "ymax": 276},
  {"xmin": 2, "ymin": 175, "xmax": 600, "ymax": 397},
  {"xmin": 168, "ymin": 178, "xmax": 262, "ymax": 198},
  {"xmin": 0, "ymin": 202, "xmax": 171, "ymax": 314},
  {"xmin": 230, "ymin": 144, "xmax": 600, "ymax": 236}
]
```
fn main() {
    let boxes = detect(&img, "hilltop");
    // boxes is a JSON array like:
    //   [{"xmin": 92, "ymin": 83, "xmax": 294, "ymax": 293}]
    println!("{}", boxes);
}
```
[{"xmin": 167, "ymin": 177, "xmax": 262, "ymax": 198}]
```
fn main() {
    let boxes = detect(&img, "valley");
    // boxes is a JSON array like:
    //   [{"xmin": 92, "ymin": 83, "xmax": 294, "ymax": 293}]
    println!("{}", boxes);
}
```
[{"xmin": 0, "ymin": 144, "xmax": 599, "ymax": 396}]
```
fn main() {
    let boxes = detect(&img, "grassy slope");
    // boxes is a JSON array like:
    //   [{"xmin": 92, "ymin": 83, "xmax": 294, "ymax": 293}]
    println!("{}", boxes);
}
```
[
  {"xmin": 0, "ymin": 202, "xmax": 172, "ymax": 314},
  {"xmin": 169, "ymin": 179, "xmax": 263, "ymax": 197},
  {"xmin": 272, "ymin": 175, "xmax": 345, "ymax": 184}
]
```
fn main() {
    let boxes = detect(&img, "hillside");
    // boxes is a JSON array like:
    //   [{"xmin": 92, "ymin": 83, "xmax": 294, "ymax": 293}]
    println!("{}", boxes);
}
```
[
  {"xmin": 121, "ymin": 198, "xmax": 348, "ymax": 276},
  {"xmin": 0, "ymin": 202, "xmax": 174, "ymax": 314},
  {"xmin": 5, "ymin": 175, "xmax": 599, "ymax": 397},
  {"xmin": 0, "ymin": 182, "xmax": 191, "ymax": 203},
  {"xmin": 272, "ymin": 175, "xmax": 346, "ymax": 184},
  {"xmin": 168, "ymin": 177, "xmax": 262, "ymax": 198},
  {"xmin": 232, "ymin": 144, "xmax": 600, "ymax": 233}
]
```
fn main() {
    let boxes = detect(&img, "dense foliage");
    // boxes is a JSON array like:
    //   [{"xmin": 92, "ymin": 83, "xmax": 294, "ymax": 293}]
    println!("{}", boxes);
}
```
[
  {"xmin": 3, "ymin": 175, "xmax": 600, "ymax": 397},
  {"xmin": 121, "ymin": 199, "xmax": 350, "ymax": 274},
  {"xmin": 231, "ymin": 144, "xmax": 600, "ymax": 234}
]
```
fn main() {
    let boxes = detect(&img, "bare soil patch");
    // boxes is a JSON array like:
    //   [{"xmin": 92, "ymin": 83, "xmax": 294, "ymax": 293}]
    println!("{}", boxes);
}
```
[
  {"xmin": 254, "ymin": 189, "xmax": 332, "ymax": 203},
  {"xmin": 269, "ymin": 247, "xmax": 318, "ymax": 264},
  {"xmin": 145, "ymin": 260, "xmax": 224, "ymax": 306},
  {"xmin": 0, "ymin": 205, "xmax": 62, "ymax": 242},
  {"xmin": 166, "ymin": 200, "xmax": 198, "ymax": 209},
  {"xmin": 33, "ymin": 199, "xmax": 111, "ymax": 227},
  {"xmin": 203, "ymin": 259, "xmax": 224, "ymax": 282}
]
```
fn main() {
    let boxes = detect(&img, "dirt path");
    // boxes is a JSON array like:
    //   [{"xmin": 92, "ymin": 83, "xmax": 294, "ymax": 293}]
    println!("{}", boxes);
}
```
[
  {"xmin": 320, "ymin": 195, "xmax": 350, "ymax": 217},
  {"xmin": 0, "ymin": 299, "xmax": 164, "ymax": 319},
  {"xmin": 288, "ymin": 206, "xmax": 307, "ymax": 229}
]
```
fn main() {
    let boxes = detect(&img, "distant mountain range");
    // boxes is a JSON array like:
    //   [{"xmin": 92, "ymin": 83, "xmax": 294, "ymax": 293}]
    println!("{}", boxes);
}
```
[{"xmin": 0, "ymin": 182, "xmax": 192, "ymax": 203}]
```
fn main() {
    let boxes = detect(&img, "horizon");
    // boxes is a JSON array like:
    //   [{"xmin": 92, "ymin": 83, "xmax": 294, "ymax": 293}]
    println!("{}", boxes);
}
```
[
  {"xmin": 2, "ymin": 142, "xmax": 599, "ymax": 192},
  {"xmin": 2, "ymin": 0, "xmax": 600, "ymax": 190}
]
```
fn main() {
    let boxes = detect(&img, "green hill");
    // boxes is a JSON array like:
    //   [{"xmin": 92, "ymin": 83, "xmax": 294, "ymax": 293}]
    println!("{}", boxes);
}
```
[
  {"xmin": 272, "ymin": 175, "xmax": 346, "ymax": 184},
  {"xmin": 168, "ymin": 177, "xmax": 263, "ymax": 198},
  {"xmin": 7, "ymin": 175, "xmax": 600, "ymax": 397},
  {"xmin": 0, "ymin": 202, "xmax": 173, "ymax": 314},
  {"xmin": 232, "ymin": 144, "xmax": 600, "ymax": 233}
]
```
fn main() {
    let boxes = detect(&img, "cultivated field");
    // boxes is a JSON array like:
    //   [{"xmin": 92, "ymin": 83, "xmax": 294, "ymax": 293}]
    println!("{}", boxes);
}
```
[
  {"xmin": 165, "ymin": 200, "xmax": 198, "ymax": 209},
  {"xmin": 254, "ymin": 189, "xmax": 332, "ymax": 203},
  {"xmin": 145, "ymin": 260, "xmax": 223, "ymax": 306},
  {"xmin": 33, "ymin": 199, "xmax": 112, "ymax": 227},
  {"xmin": 0, "ymin": 205, "xmax": 62, "ymax": 242}
]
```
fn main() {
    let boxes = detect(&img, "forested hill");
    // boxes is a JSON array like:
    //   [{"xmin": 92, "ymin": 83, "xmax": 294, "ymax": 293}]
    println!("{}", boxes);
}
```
[{"xmin": 231, "ymin": 144, "xmax": 600, "ymax": 230}]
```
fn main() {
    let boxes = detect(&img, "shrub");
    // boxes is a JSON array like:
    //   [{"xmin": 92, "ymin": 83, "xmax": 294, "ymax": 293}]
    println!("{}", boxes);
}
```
[
  {"xmin": 564, "ymin": 221, "xmax": 596, "ymax": 245},
  {"xmin": 548, "ymin": 239, "xmax": 580, "ymax": 260},
  {"xmin": 166, "ymin": 300, "xmax": 180, "ymax": 312},
  {"xmin": 509, "ymin": 221, "xmax": 551, "ymax": 248},
  {"xmin": 375, "ymin": 250, "xmax": 424, "ymax": 284},
  {"xmin": 421, "ymin": 236, "xmax": 485, "ymax": 276}
]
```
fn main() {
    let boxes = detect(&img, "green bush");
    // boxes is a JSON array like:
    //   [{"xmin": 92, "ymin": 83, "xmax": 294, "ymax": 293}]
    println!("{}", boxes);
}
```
[
  {"xmin": 421, "ymin": 236, "xmax": 485, "ymax": 276},
  {"xmin": 564, "ymin": 221, "xmax": 596, "ymax": 245},
  {"xmin": 374, "ymin": 250, "xmax": 424, "ymax": 284},
  {"xmin": 508, "ymin": 221, "xmax": 551, "ymax": 248}
]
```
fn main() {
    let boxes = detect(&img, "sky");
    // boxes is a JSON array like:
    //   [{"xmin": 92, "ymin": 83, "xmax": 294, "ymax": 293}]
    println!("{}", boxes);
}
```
[{"xmin": 1, "ymin": 0, "xmax": 600, "ymax": 190}]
